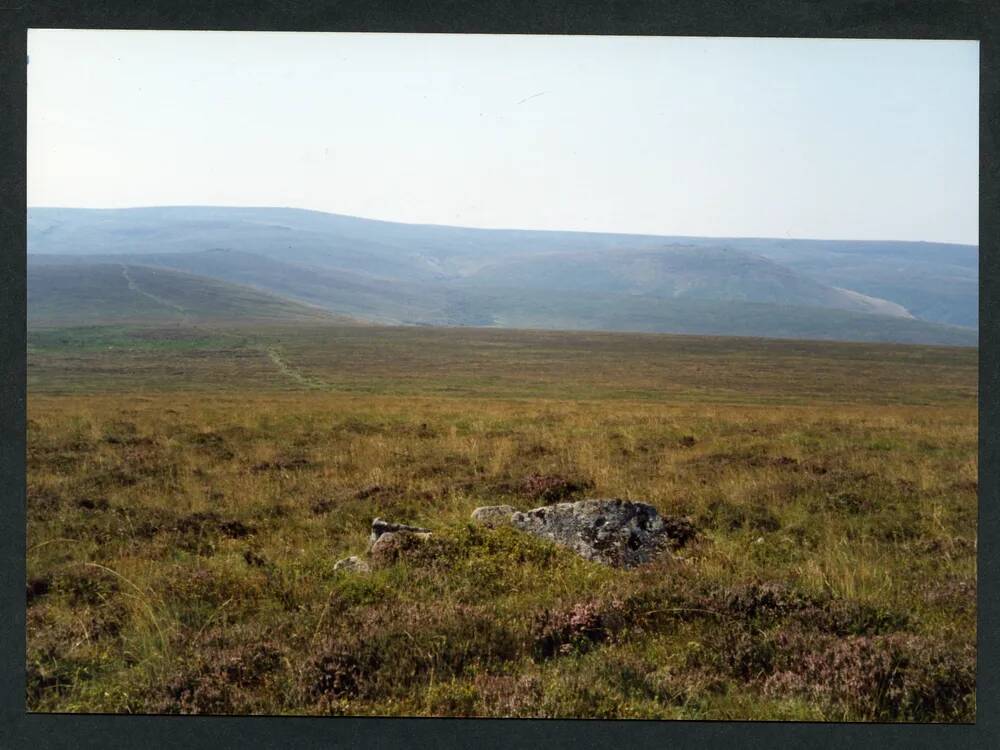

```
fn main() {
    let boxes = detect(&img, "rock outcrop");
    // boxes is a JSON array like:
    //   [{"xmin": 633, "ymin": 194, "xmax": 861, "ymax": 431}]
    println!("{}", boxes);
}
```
[
  {"xmin": 471, "ymin": 498, "xmax": 693, "ymax": 568},
  {"xmin": 339, "ymin": 503, "xmax": 693, "ymax": 573},
  {"xmin": 369, "ymin": 530, "xmax": 432, "ymax": 566},
  {"xmin": 335, "ymin": 518, "xmax": 433, "ymax": 573}
]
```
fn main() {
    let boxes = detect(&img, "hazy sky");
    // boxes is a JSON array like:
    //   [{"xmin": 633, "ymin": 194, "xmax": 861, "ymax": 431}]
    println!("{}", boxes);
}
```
[{"xmin": 27, "ymin": 30, "xmax": 979, "ymax": 244}]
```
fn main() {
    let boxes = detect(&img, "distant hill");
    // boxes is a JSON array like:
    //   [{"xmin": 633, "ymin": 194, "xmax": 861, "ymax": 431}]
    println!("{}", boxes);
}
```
[
  {"xmin": 26, "ymin": 255, "xmax": 976, "ymax": 346},
  {"xmin": 26, "ymin": 206, "xmax": 978, "ymax": 345},
  {"xmin": 451, "ymin": 247, "xmax": 914, "ymax": 318},
  {"xmin": 27, "ymin": 261, "xmax": 341, "ymax": 326},
  {"xmin": 675, "ymin": 237, "xmax": 978, "ymax": 328},
  {"xmin": 468, "ymin": 287, "xmax": 976, "ymax": 346},
  {"xmin": 28, "ymin": 250, "xmax": 451, "ymax": 326}
]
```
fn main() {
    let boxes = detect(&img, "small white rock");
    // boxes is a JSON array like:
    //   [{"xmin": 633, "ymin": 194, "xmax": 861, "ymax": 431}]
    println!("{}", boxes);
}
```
[
  {"xmin": 333, "ymin": 555, "xmax": 370, "ymax": 573},
  {"xmin": 470, "ymin": 505, "xmax": 517, "ymax": 527}
]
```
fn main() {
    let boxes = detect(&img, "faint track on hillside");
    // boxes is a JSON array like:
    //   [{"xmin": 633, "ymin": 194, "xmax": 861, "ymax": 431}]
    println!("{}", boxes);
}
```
[
  {"xmin": 121, "ymin": 265, "xmax": 191, "ymax": 321},
  {"xmin": 262, "ymin": 345, "xmax": 330, "ymax": 389},
  {"xmin": 121, "ymin": 263, "xmax": 333, "ymax": 390}
]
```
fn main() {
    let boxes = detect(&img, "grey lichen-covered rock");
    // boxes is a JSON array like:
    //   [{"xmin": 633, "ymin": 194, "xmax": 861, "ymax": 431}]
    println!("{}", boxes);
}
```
[
  {"xmin": 508, "ymin": 498, "xmax": 680, "ymax": 568},
  {"xmin": 333, "ymin": 555, "xmax": 371, "ymax": 573},
  {"xmin": 470, "ymin": 505, "xmax": 517, "ymax": 528},
  {"xmin": 370, "ymin": 517, "xmax": 431, "ymax": 543}
]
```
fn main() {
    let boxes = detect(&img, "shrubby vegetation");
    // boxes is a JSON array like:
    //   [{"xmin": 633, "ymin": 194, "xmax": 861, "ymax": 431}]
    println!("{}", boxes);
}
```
[{"xmin": 26, "ymin": 324, "xmax": 976, "ymax": 719}]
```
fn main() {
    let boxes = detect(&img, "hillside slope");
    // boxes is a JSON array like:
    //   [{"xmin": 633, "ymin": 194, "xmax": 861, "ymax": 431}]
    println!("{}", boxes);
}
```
[
  {"xmin": 25, "ymin": 256, "xmax": 976, "ymax": 346},
  {"xmin": 685, "ymin": 237, "xmax": 978, "ymax": 328},
  {"xmin": 26, "ymin": 206, "xmax": 978, "ymax": 342},
  {"xmin": 455, "ymin": 247, "xmax": 913, "ymax": 317},
  {"xmin": 27, "ymin": 261, "xmax": 343, "ymax": 326}
]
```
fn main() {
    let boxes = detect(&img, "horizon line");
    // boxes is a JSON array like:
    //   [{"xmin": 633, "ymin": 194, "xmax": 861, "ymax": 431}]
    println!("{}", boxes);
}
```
[{"xmin": 26, "ymin": 204, "xmax": 980, "ymax": 248}]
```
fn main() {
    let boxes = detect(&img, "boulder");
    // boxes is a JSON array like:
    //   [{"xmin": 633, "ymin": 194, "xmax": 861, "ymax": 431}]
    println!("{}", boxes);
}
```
[
  {"xmin": 504, "ymin": 498, "xmax": 685, "ymax": 568},
  {"xmin": 332, "ymin": 518, "xmax": 436, "ymax": 572},
  {"xmin": 369, "ymin": 530, "xmax": 432, "ymax": 566},
  {"xmin": 370, "ymin": 517, "xmax": 431, "ymax": 543},
  {"xmin": 333, "ymin": 555, "xmax": 371, "ymax": 573},
  {"xmin": 470, "ymin": 504, "xmax": 517, "ymax": 528}
]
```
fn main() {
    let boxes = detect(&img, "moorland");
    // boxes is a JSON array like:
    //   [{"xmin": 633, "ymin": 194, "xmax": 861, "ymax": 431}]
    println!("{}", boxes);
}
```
[{"xmin": 26, "ymin": 313, "xmax": 977, "ymax": 719}]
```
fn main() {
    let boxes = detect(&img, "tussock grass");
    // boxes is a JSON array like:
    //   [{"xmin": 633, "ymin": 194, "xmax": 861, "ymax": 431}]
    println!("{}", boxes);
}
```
[{"xmin": 26, "ymin": 324, "xmax": 976, "ymax": 719}]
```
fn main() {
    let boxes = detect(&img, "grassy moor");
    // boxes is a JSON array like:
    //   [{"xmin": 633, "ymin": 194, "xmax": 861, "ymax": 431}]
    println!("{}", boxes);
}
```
[
  {"xmin": 26, "ymin": 321, "xmax": 977, "ymax": 720},
  {"xmin": 24, "ymin": 29, "xmax": 980, "ymax": 726}
]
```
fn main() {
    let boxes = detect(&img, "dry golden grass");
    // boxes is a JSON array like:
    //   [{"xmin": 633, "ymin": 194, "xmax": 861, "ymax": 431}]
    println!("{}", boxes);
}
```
[{"xmin": 26, "ymin": 324, "xmax": 977, "ymax": 719}]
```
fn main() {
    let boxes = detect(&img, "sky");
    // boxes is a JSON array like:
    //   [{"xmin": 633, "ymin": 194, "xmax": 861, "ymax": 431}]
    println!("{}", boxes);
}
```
[{"xmin": 27, "ymin": 30, "xmax": 979, "ymax": 244}]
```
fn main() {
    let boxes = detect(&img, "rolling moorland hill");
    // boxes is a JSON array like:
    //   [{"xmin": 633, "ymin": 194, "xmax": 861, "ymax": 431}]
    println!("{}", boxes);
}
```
[
  {"xmin": 26, "ymin": 206, "xmax": 978, "ymax": 344},
  {"xmin": 28, "ymin": 251, "xmax": 444, "ymax": 327},
  {"xmin": 25, "ymin": 255, "xmax": 977, "ymax": 346},
  {"xmin": 27, "ymin": 262, "xmax": 341, "ymax": 327}
]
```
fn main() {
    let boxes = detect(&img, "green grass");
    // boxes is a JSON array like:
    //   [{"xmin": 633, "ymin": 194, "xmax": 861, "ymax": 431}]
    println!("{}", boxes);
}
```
[
  {"xmin": 28, "ymin": 326, "xmax": 233, "ymax": 353},
  {"xmin": 28, "ymin": 323, "xmax": 977, "ymax": 405},
  {"xmin": 26, "ymin": 322, "xmax": 977, "ymax": 720}
]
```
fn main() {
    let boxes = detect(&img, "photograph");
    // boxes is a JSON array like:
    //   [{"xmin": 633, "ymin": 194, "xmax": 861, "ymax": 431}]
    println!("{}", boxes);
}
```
[{"xmin": 24, "ymin": 29, "xmax": 978, "ymax": 721}]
